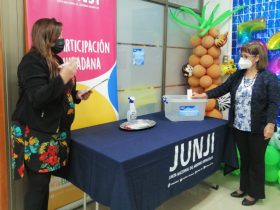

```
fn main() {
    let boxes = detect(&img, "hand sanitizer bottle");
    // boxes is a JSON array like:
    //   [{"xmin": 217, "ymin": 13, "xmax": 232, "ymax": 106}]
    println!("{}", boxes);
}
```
[{"xmin": 127, "ymin": 96, "xmax": 137, "ymax": 123}]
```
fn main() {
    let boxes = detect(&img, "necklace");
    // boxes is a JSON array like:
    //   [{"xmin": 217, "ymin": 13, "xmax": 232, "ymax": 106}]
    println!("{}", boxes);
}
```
[{"xmin": 243, "ymin": 74, "xmax": 257, "ymax": 88}]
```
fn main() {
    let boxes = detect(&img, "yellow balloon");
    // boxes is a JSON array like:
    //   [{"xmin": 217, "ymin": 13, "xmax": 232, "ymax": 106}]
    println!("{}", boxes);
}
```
[{"xmin": 268, "ymin": 32, "xmax": 280, "ymax": 50}]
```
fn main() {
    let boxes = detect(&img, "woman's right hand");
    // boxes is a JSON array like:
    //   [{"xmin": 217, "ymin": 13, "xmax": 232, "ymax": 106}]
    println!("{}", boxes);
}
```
[
  {"xmin": 192, "ymin": 92, "xmax": 208, "ymax": 99},
  {"xmin": 59, "ymin": 58, "xmax": 77, "ymax": 84}
]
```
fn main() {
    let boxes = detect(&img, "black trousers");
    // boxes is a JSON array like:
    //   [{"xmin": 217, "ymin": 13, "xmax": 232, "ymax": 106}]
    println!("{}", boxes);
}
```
[
  {"xmin": 233, "ymin": 128, "xmax": 269, "ymax": 199},
  {"xmin": 24, "ymin": 167, "xmax": 51, "ymax": 210},
  {"xmin": 24, "ymin": 166, "xmax": 68, "ymax": 210}
]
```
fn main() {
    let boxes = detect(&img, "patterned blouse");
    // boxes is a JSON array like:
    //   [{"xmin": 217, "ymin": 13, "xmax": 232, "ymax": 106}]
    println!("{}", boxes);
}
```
[
  {"xmin": 11, "ymin": 89, "xmax": 75, "ymax": 179},
  {"xmin": 233, "ymin": 75, "xmax": 257, "ymax": 131}
]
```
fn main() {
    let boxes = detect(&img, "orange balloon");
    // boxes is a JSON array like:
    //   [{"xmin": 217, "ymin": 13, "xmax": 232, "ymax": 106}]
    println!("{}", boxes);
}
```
[
  {"xmin": 207, "ymin": 64, "xmax": 221, "ymax": 78},
  {"xmin": 188, "ymin": 54, "xmax": 200, "ymax": 66},
  {"xmin": 206, "ymin": 109, "xmax": 223, "ymax": 119},
  {"xmin": 213, "ymin": 58, "xmax": 220, "ymax": 64},
  {"xmin": 200, "ymin": 75, "xmax": 212, "ymax": 88},
  {"xmin": 191, "ymin": 86, "xmax": 204, "ymax": 94},
  {"xmin": 188, "ymin": 76, "xmax": 200, "ymax": 87},
  {"xmin": 193, "ymin": 65, "xmax": 206, "ymax": 78},
  {"xmin": 193, "ymin": 45, "xmax": 207, "ymax": 57},
  {"xmin": 205, "ymin": 84, "xmax": 218, "ymax": 91},
  {"xmin": 208, "ymin": 46, "xmax": 221, "ymax": 58},
  {"xmin": 213, "ymin": 77, "xmax": 222, "ymax": 85},
  {"xmin": 190, "ymin": 36, "xmax": 201, "ymax": 47},
  {"xmin": 201, "ymin": 35, "xmax": 215, "ymax": 49},
  {"xmin": 200, "ymin": 55, "xmax": 213, "ymax": 68},
  {"xmin": 208, "ymin": 27, "xmax": 220, "ymax": 38},
  {"xmin": 205, "ymin": 99, "xmax": 216, "ymax": 112}
]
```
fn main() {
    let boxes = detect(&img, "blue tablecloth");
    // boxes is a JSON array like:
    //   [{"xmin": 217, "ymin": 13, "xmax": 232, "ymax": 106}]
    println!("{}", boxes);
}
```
[{"xmin": 67, "ymin": 112, "xmax": 238, "ymax": 210}]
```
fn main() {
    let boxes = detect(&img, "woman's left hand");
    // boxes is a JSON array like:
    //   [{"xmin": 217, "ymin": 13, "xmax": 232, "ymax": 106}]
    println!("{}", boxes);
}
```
[
  {"xmin": 264, "ymin": 123, "xmax": 275, "ymax": 140},
  {"xmin": 77, "ymin": 90, "xmax": 92, "ymax": 100}
]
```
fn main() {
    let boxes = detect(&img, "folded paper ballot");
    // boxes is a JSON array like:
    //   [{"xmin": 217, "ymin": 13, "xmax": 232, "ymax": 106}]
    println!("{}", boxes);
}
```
[
  {"xmin": 86, "ymin": 78, "xmax": 108, "ymax": 91},
  {"xmin": 81, "ymin": 78, "xmax": 108, "ymax": 96}
]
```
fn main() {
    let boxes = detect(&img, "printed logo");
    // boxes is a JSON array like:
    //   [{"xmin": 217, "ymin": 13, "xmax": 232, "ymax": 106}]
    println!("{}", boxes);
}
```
[
  {"xmin": 179, "ymin": 105, "xmax": 199, "ymax": 116},
  {"xmin": 167, "ymin": 132, "xmax": 216, "ymax": 188},
  {"xmin": 77, "ymin": 0, "xmax": 100, "ymax": 6},
  {"xmin": 57, "ymin": 0, "xmax": 100, "ymax": 9}
]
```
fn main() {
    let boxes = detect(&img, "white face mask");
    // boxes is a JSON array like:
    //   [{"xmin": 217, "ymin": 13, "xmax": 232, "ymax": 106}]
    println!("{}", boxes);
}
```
[{"xmin": 238, "ymin": 57, "xmax": 253, "ymax": 69}]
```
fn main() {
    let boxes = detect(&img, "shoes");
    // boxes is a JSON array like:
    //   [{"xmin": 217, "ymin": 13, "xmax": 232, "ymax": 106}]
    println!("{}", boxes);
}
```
[
  {"xmin": 242, "ymin": 198, "xmax": 258, "ymax": 206},
  {"xmin": 230, "ymin": 190, "xmax": 246, "ymax": 198}
]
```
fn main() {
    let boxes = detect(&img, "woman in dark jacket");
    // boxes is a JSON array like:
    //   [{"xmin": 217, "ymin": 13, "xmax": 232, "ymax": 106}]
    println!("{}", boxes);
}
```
[
  {"xmin": 193, "ymin": 42, "xmax": 279, "ymax": 206},
  {"xmin": 11, "ymin": 18, "xmax": 91, "ymax": 210}
]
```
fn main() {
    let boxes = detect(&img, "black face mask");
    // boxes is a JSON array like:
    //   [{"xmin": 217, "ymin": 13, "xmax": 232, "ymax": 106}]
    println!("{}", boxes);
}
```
[{"xmin": 51, "ymin": 38, "xmax": 65, "ymax": 54}]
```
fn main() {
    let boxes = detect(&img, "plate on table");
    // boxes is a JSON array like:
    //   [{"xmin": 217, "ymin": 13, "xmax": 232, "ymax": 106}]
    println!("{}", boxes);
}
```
[{"xmin": 120, "ymin": 119, "xmax": 156, "ymax": 131}]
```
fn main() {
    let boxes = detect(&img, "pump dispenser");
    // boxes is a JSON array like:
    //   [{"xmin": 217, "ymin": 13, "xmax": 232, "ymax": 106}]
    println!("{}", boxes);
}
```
[{"xmin": 127, "ymin": 97, "xmax": 137, "ymax": 123}]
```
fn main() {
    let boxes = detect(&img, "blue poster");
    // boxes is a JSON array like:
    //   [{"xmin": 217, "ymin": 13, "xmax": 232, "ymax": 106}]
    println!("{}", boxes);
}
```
[{"xmin": 133, "ymin": 48, "xmax": 145, "ymax": 66}]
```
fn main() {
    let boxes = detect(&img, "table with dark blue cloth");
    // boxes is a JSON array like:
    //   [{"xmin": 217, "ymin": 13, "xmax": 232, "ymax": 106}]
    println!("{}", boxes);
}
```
[{"xmin": 67, "ymin": 112, "xmax": 238, "ymax": 210}]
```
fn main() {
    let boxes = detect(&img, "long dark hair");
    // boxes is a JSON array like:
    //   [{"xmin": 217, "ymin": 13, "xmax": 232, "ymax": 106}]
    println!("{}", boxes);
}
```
[{"xmin": 30, "ymin": 18, "xmax": 62, "ymax": 79}]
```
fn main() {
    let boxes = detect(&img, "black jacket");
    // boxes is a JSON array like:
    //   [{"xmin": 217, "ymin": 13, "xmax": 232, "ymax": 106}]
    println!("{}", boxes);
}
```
[
  {"xmin": 12, "ymin": 51, "xmax": 80, "ymax": 133},
  {"xmin": 207, "ymin": 69, "xmax": 279, "ymax": 134}
]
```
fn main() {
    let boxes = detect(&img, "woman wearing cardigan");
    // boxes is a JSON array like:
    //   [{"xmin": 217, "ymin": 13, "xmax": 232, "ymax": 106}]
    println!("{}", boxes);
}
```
[{"xmin": 193, "ymin": 41, "xmax": 279, "ymax": 206}]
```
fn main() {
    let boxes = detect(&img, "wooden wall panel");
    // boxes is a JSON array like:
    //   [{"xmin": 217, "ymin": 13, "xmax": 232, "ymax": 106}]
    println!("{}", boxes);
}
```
[{"xmin": 0, "ymin": 21, "xmax": 9, "ymax": 210}]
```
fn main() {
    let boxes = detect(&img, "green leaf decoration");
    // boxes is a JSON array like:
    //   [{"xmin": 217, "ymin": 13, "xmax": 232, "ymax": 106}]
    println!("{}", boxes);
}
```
[
  {"xmin": 169, "ymin": 9, "xmax": 200, "ymax": 29},
  {"xmin": 201, "ymin": 3, "xmax": 220, "ymax": 30},
  {"xmin": 179, "ymin": 6, "xmax": 202, "ymax": 23},
  {"xmin": 169, "ymin": 4, "xmax": 245, "ymax": 37},
  {"xmin": 210, "ymin": 6, "xmax": 245, "ymax": 28},
  {"xmin": 199, "ymin": 1, "xmax": 209, "ymax": 29}
]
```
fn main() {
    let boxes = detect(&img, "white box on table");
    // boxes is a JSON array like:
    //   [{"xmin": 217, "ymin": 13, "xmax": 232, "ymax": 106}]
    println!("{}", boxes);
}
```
[{"xmin": 162, "ymin": 95, "xmax": 207, "ymax": 121}]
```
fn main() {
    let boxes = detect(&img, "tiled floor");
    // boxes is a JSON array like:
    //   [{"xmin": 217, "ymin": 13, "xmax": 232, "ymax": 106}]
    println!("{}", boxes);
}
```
[{"xmin": 76, "ymin": 170, "xmax": 280, "ymax": 210}]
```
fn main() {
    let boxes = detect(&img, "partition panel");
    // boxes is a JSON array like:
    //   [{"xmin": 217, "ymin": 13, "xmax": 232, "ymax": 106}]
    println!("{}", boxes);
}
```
[
  {"xmin": 117, "ymin": 0, "xmax": 164, "ymax": 119},
  {"xmin": 0, "ymin": 19, "xmax": 9, "ymax": 210}
]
